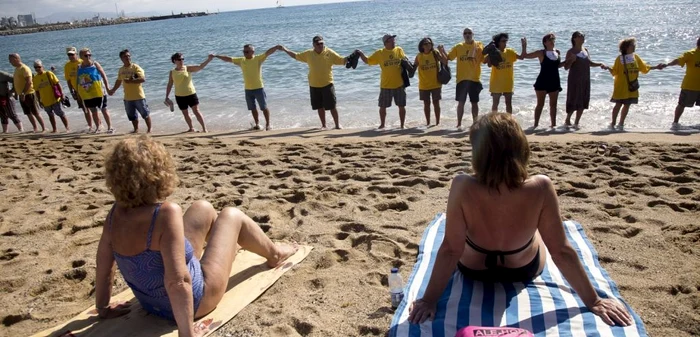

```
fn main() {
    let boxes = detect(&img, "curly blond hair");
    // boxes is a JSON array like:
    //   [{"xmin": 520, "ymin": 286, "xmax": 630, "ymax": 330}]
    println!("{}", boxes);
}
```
[{"xmin": 104, "ymin": 136, "xmax": 179, "ymax": 208}]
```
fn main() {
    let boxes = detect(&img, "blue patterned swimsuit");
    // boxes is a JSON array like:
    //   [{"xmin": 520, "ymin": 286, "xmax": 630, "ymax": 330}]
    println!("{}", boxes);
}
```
[{"xmin": 109, "ymin": 204, "xmax": 205, "ymax": 320}]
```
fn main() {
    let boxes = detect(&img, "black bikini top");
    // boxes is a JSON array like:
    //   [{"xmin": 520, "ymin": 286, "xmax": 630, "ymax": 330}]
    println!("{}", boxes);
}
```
[{"xmin": 465, "ymin": 236, "xmax": 534, "ymax": 269}]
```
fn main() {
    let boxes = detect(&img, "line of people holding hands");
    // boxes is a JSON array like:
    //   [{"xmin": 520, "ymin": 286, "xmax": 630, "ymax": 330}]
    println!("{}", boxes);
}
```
[{"xmin": 1, "ymin": 30, "xmax": 698, "ymax": 134}]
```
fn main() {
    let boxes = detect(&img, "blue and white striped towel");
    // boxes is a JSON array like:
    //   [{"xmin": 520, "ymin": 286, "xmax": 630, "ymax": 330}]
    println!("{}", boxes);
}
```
[{"xmin": 389, "ymin": 213, "xmax": 648, "ymax": 337}]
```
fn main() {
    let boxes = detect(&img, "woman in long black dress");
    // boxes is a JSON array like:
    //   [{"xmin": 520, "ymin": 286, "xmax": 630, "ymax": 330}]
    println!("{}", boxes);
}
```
[
  {"xmin": 563, "ymin": 32, "xmax": 608, "ymax": 129},
  {"xmin": 521, "ymin": 33, "xmax": 564, "ymax": 129}
]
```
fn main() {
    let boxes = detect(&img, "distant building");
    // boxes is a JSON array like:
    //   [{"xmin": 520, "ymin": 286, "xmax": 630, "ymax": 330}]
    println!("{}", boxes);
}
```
[
  {"xmin": 1, "ymin": 16, "xmax": 18, "ymax": 28},
  {"xmin": 17, "ymin": 14, "xmax": 35, "ymax": 27}
]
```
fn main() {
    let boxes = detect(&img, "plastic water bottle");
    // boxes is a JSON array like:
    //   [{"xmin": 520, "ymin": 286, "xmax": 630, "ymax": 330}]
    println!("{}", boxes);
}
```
[{"xmin": 389, "ymin": 268, "xmax": 404, "ymax": 309}]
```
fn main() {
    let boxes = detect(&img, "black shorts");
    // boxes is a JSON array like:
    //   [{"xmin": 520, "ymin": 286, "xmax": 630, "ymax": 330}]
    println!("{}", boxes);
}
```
[
  {"xmin": 175, "ymin": 94, "xmax": 199, "ymax": 111},
  {"xmin": 678, "ymin": 89, "xmax": 700, "ymax": 108},
  {"xmin": 309, "ymin": 84, "xmax": 336, "ymax": 110},
  {"xmin": 456, "ymin": 80, "xmax": 483, "ymax": 103},
  {"xmin": 0, "ymin": 96, "xmax": 19, "ymax": 124},
  {"xmin": 19, "ymin": 93, "xmax": 38, "ymax": 115},
  {"xmin": 84, "ymin": 95, "xmax": 108, "ymax": 109}
]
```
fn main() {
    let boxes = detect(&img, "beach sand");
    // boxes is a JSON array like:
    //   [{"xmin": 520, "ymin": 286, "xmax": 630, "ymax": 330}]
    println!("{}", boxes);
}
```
[{"xmin": 0, "ymin": 127, "xmax": 698, "ymax": 337}]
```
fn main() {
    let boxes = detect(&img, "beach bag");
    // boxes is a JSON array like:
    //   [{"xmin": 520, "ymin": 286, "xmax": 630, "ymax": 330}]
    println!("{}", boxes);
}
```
[
  {"xmin": 455, "ymin": 326, "xmax": 534, "ymax": 337},
  {"xmin": 433, "ymin": 50, "xmax": 451, "ymax": 84},
  {"xmin": 621, "ymin": 55, "xmax": 639, "ymax": 92},
  {"xmin": 482, "ymin": 41, "xmax": 503, "ymax": 65},
  {"xmin": 47, "ymin": 71, "xmax": 62, "ymax": 99}
]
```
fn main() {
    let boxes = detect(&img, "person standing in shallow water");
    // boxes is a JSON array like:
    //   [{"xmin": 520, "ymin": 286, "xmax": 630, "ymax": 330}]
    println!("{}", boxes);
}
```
[
  {"xmin": 32, "ymin": 60, "xmax": 70, "ymax": 133},
  {"xmin": 108, "ymin": 49, "xmax": 152, "ymax": 133},
  {"xmin": 64, "ymin": 47, "xmax": 92, "ymax": 132},
  {"xmin": 440, "ymin": 28, "xmax": 484, "ymax": 128},
  {"xmin": 606, "ymin": 37, "xmax": 664, "ymax": 131},
  {"xmin": 415, "ymin": 37, "xmax": 448, "ymax": 127},
  {"xmin": 484, "ymin": 33, "xmax": 524, "ymax": 114},
  {"xmin": 520, "ymin": 33, "xmax": 565, "ymax": 129},
  {"xmin": 9, "ymin": 53, "xmax": 45, "ymax": 132},
  {"xmin": 280, "ymin": 35, "xmax": 348, "ymax": 130},
  {"xmin": 76, "ymin": 48, "xmax": 115, "ymax": 134},
  {"xmin": 662, "ymin": 36, "xmax": 700, "ymax": 130},
  {"xmin": 0, "ymin": 70, "xmax": 23, "ymax": 133},
  {"xmin": 563, "ymin": 31, "xmax": 608, "ymax": 130},
  {"xmin": 165, "ymin": 53, "xmax": 213, "ymax": 133}
]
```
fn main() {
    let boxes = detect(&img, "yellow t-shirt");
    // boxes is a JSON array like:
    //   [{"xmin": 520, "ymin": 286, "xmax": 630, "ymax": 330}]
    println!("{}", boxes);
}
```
[
  {"xmin": 489, "ymin": 48, "xmax": 519, "ymax": 93},
  {"xmin": 295, "ymin": 48, "xmax": 346, "ymax": 88},
  {"xmin": 13, "ymin": 64, "xmax": 35, "ymax": 95},
  {"xmin": 367, "ymin": 47, "xmax": 406, "ymax": 89},
  {"xmin": 611, "ymin": 54, "xmax": 651, "ymax": 100},
  {"xmin": 33, "ymin": 71, "xmax": 61, "ymax": 107},
  {"xmin": 448, "ymin": 41, "xmax": 484, "ymax": 83},
  {"xmin": 417, "ymin": 52, "xmax": 441, "ymax": 90},
  {"xmin": 232, "ymin": 54, "xmax": 268, "ymax": 90},
  {"xmin": 172, "ymin": 68, "xmax": 196, "ymax": 96},
  {"xmin": 118, "ymin": 63, "xmax": 146, "ymax": 101},
  {"xmin": 678, "ymin": 48, "xmax": 700, "ymax": 91},
  {"xmin": 64, "ymin": 59, "xmax": 80, "ymax": 89}
]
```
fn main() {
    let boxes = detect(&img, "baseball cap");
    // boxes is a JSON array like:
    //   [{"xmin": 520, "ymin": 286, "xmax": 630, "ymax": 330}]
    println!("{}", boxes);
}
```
[
  {"xmin": 382, "ymin": 34, "xmax": 397, "ymax": 43},
  {"xmin": 312, "ymin": 35, "xmax": 324, "ymax": 44},
  {"xmin": 66, "ymin": 47, "xmax": 76, "ymax": 54}
]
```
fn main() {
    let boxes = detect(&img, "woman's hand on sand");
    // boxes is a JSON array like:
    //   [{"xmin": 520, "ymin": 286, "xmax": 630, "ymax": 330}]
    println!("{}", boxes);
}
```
[
  {"xmin": 408, "ymin": 298, "xmax": 436, "ymax": 324},
  {"xmin": 192, "ymin": 318, "xmax": 212, "ymax": 337},
  {"xmin": 590, "ymin": 298, "xmax": 633, "ymax": 326},
  {"xmin": 97, "ymin": 301, "xmax": 132, "ymax": 319}
]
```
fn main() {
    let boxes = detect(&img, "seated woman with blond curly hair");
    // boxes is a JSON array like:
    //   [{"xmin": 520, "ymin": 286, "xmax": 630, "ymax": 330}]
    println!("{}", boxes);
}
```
[
  {"xmin": 95, "ymin": 136, "xmax": 297, "ymax": 337},
  {"xmin": 409, "ymin": 113, "xmax": 632, "ymax": 327}
]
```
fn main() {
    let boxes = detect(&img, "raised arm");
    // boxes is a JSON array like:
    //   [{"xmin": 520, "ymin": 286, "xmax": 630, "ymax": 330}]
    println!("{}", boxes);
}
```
[
  {"xmin": 95, "ymin": 210, "xmax": 132, "ymax": 319},
  {"xmin": 665, "ymin": 58, "xmax": 681, "ymax": 67},
  {"xmin": 280, "ymin": 46, "xmax": 298, "ymax": 59},
  {"xmin": 520, "ymin": 37, "xmax": 542, "ymax": 60},
  {"xmin": 160, "ymin": 202, "xmax": 197, "ymax": 337},
  {"xmin": 436, "ymin": 45, "xmax": 448, "ymax": 64},
  {"xmin": 265, "ymin": 45, "xmax": 281, "ymax": 57},
  {"xmin": 187, "ymin": 54, "xmax": 214, "ymax": 73},
  {"xmin": 165, "ymin": 70, "xmax": 174, "ymax": 99},
  {"xmin": 409, "ymin": 175, "xmax": 468, "ymax": 324},
  {"xmin": 357, "ymin": 50, "xmax": 369, "ymax": 64},
  {"xmin": 536, "ymin": 175, "xmax": 632, "ymax": 326},
  {"xmin": 213, "ymin": 54, "xmax": 234, "ymax": 63}
]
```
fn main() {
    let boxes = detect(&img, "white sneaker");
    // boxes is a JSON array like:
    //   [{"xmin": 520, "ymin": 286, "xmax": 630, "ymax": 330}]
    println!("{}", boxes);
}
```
[{"xmin": 671, "ymin": 122, "xmax": 681, "ymax": 131}]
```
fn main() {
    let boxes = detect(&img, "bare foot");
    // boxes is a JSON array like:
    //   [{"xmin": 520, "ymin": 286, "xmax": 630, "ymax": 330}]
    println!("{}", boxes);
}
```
[
  {"xmin": 50, "ymin": 130, "xmax": 57, "ymax": 133},
  {"xmin": 266, "ymin": 243, "xmax": 299, "ymax": 268},
  {"xmin": 187, "ymin": 128, "xmax": 197, "ymax": 133},
  {"xmin": 130, "ymin": 129, "xmax": 138, "ymax": 134},
  {"xmin": 334, "ymin": 125, "xmax": 342, "ymax": 130},
  {"xmin": 377, "ymin": 125, "xmax": 385, "ymax": 130}
]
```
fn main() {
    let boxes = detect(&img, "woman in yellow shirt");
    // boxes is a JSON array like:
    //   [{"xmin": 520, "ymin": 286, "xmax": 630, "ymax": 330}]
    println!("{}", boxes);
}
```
[
  {"xmin": 484, "ymin": 33, "xmax": 525, "ymax": 114},
  {"xmin": 414, "ymin": 37, "xmax": 448, "ymax": 126},
  {"xmin": 607, "ymin": 37, "xmax": 663, "ymax": 130},
  {"xmin": 165, "ymin": 53, "xmax": 213, "ymax": 133}
]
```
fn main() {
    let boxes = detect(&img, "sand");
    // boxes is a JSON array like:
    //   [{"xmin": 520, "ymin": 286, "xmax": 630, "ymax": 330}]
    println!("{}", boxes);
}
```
[{"xmin": 0, "ymin": 127, "xmax": 699, "ymax": 337}]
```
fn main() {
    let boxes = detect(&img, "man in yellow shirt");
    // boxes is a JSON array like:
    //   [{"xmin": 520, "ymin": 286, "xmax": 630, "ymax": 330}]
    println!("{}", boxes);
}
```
[
  {"xmin": 9, "ymin": 53, "xmax": 45, "ymax": 132},
  {"xmin": 281, "ymin": 36, "xmax": 348, "ymax": 129},
  {"xmin": 64, "ymin": 47, "xmax": 92, "ymax": 132},
  {"xmin": 440, "ymin": 28, "xmax": 484, "ymax": 127},
  {"xmin": 33, "ymin": 60, "xmax": 70, "ymax": 133},
  {"xmin": 214, "ymin": 44, "xmax": 282, "ymax": 131},
  {"xmin": 107, "ymin": 49, "xmax": 152, "ymax": 133},
  {"xmin": 357, "ymin": 34, "xmax": 407, "ymax": 129},
  {"xmin": 664, "ymin": 37, "xmax": 700, "ymax": 130},
  {"xmin": 484, "ymin": 33, "xmax": 524, "ymax": 114}
]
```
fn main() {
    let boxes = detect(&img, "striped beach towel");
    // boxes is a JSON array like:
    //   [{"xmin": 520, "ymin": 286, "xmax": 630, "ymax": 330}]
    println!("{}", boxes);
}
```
[{"xmin": 389, "ymin": 213, "xmax": 648, "ymax": 337}]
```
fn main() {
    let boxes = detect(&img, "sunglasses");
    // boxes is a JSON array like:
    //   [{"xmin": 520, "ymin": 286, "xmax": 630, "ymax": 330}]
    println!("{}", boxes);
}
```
[
  {"xmin": 82, "ymin": 54, "xmax": 92, "ymax": 58},
  {"xmin": 314, "ymin": 42, "xmax": 324, "ymax": 46},
  {"xmin": 34, "ymin": 66, "xmax": 41, "ymax": 69}
]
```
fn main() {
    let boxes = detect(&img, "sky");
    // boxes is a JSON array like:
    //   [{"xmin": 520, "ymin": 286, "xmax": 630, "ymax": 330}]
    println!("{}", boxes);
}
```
[{"xmin": 0, "ymin": 0, "xmax": 357, "ymax": 19}]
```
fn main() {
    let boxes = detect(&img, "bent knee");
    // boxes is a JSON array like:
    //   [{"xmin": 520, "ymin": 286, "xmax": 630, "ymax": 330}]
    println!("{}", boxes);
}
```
[
  {"xmin": 192, "ymin": 200, "xmax": 213, "ymax": 209},
  {"xmin": 219, "ymin": 206, "xmax": 245, "ymax": 219}
]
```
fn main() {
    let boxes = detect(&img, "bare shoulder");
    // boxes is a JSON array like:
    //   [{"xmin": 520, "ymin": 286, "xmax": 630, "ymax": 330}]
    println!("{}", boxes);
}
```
[
  {"xmin": 527, "ymin": 174, "xmax": 553, "ymax": 190},
  {"xmin": 158, "ymin": 201, "xmax": 183, "ymax": 218}
]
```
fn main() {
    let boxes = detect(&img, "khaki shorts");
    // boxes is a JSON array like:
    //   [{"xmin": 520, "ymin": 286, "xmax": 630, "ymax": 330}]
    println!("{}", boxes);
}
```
[
  {"xmin": 419, "ymin": 88, "xmax": 442, "ymax": 101},
  {"xmin": 378, "ymin": 87, "xmax": 406, "ymax": 108},
  {"xmin": 678, "ymin": 89, "xmax": 700, "ymax": 108}
]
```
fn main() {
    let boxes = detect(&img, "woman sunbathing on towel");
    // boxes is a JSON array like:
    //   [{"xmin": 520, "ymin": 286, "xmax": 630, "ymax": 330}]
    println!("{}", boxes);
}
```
[
  {"xmin": 409, "ymin": 113, "xmax": 632, "ymax": 327},
  {"xmin": 95, "ymin": 136, "xmax": 297, "ymax": 337}
]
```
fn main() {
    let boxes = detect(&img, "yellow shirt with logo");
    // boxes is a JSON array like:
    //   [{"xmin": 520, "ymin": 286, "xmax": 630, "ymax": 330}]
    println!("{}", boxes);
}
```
[
  {"xmin": 367, "ymin": 47, "xmax": 405, "ymax": 89},
  {"xmin": 118, "ymin": 63, "xmax": 146, "ymax": 101},
  {"xmin": 678, "ymin": 48, "xmax": 700, "ymax": 91},
  {"xmin": 448, "ymin": 41, "xmax": 484, "ymax": 83},
  {"xmin": 417, "ymin": 52, "xmax": 441, "ymax": 91},
  {"xmin": 611, "ymin": 54, "xmax": 651, "ymax": 100},
  {"xmin": 172, "ymin": 68, "xmax": 196, "ymax": 97},
  {"xmin": 64, "ymin": 59, "xmax": 80, "ymax": 89},
  {"xmin": 14, "ymin": 64, "xmax": 35, "ymax": 95},
  {"xmin": 232, "ymin": 54, "xmax": 268, "ymax": 90},
  {"xmin": 489, "ymin": 48, "xmax": 519, "ymax": 93},
  {"xmin": 33, "ymin": 71, "xmax": 61, "ymax": 107},
  {"xmin": 295, "ymin": 48, "xmax": 345, "ymax": 88}
]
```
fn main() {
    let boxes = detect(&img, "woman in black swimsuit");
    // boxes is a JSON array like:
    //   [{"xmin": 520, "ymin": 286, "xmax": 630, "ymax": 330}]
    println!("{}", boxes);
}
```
[
  {"xmin": 521, "ymin": 33, "xmax": 564, "ymax": 129},
  {"xmin": 408, "ymin": 113, "xmax": 633, "ymax": 327}
]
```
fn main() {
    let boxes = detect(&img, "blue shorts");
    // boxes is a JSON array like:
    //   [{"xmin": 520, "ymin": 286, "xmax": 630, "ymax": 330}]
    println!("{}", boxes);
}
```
[
  {"xmin": 124, "ymin": 99, "xmax": 150, "ymax": 121},
  {"xmin": 44, "ymin": 102, "xmax": 65, "ymax": 117},
  {"xmin": 245, "ymin": 88, "xmax": 267, "ymax": 111}
]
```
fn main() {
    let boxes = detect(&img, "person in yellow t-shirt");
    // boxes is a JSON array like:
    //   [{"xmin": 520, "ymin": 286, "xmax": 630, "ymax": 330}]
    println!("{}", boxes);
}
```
[
  {"xmin": 439, "ymin": 28, "xmax": 484, "ymax": 127},
  {"xmin": 484, "ymin": 33, "xmax": 524, "ymax": 114},
  {"xmin": 663, "ymin": 37, "xmax": 700, "ymax": 129},
  {"xmin": 214, "ymin": 44, "xmax": 282, "ymax": 131},
  {"xmin": 414, "ymin": 37, "xmax": 448, "ymax": 126},
  {"xmin": 64, "ymin": 47, "xmax": 92, "ymax": 132},
  {"xmin": 281, "ymin": 36, "xmax": 348, "ymax": 130},
  {"xmin": 107, "ymin": 49, "xmax": 151, "ymax": 133},
  {"xmin": 165, "ymin": 52, "xmax": 214, "ymax": 133},
  {"xmin": 9, "ymin": 53, "xmax": 45, "ymax": 132},
  {"xmin": 32, "ymin": 60, "xmax": 70, "ymax": 133},
  {"xmin": 357, "ymin": 34, "xmax": 408, "ymax": 129},
  {"xmin": 606, "ymin": 37, "xmax": 664, "ymax": 130}
]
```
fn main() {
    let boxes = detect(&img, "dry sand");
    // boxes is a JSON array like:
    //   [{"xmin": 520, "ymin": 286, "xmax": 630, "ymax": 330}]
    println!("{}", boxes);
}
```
[{"xmin": 0, "ymin": 127, "xmax": 699, "ymax": 337}]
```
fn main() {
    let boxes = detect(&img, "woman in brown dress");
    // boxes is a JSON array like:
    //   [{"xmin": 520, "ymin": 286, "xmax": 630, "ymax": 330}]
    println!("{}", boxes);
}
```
[{"xmin": 563, "ymin": 32, "xmax": 608, "ymax": 129}]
